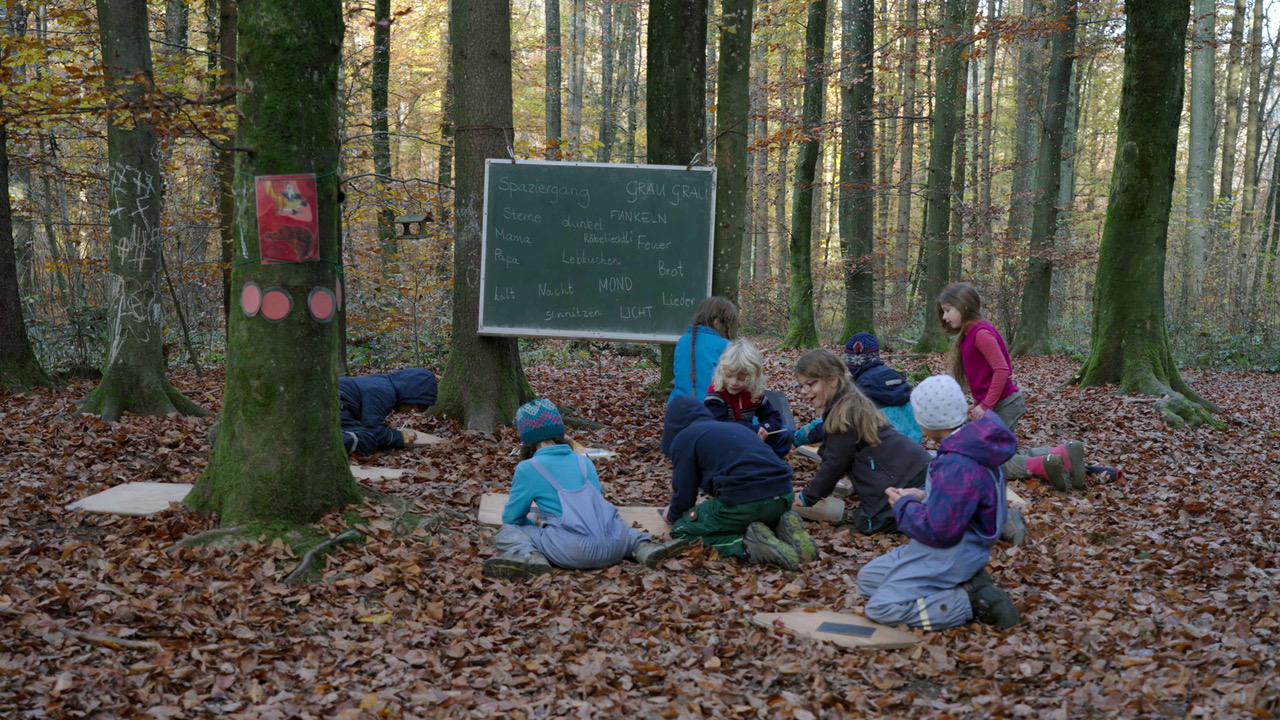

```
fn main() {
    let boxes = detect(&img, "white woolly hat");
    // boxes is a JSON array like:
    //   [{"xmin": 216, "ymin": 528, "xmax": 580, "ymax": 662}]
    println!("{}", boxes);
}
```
[{"xmin": 911, "ymin": 375, "xmax": 969, "ymax": 430}]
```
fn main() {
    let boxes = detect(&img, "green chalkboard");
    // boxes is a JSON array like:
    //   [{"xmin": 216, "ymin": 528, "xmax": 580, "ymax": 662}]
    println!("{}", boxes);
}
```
[{"xmin": 478, "ymin": 159, "xmax": 716, "ymax": 342}]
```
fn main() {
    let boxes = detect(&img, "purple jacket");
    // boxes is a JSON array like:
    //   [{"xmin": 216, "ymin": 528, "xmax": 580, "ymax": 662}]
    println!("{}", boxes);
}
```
[{"xmin": 894, "ymin": 411, "xmax": 1016, "ymax": 548}]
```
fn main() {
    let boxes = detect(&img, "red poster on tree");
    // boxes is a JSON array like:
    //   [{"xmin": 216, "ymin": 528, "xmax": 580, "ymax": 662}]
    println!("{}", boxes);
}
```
[{"xmin": 256, "ymin": 174, "xmax": 319, "ymax": 263}]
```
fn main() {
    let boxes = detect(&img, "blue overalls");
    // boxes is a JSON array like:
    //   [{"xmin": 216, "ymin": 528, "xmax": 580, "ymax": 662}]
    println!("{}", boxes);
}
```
[
  {"xmin": 855, "ymin": 466, "xmax": 1007, "ymax": 631},
  {"xmin": 493, "ymin": 454, "xmax": 649, "ymax": 569}
]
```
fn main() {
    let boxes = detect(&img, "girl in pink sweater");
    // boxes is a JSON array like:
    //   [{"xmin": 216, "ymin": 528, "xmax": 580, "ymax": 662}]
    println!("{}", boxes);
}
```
[{"xmin": 937, "ymin": 283, "xmax": 1086, "ymax": 493}]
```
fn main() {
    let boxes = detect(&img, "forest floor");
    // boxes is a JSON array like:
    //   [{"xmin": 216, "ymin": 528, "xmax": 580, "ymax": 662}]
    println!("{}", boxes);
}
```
[{"xmin": 1, "ymin": 344, "xmax": 1278, "ymax": 720}]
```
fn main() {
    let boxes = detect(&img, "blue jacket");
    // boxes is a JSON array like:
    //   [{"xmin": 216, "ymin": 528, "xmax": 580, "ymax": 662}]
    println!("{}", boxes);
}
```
[
  {"xmin": 669, "ymin": 324, "xmax": 730, "ymax": 403},
  {"xmin": 660, "ymin": 395, "xmax": 794, "ymax": 519},
  {"xmin": 502, "ymin": 444, "xmax": 602, "ymax": 525},
  {"xmin": 850, "ymin": 360, "xmax": 912, "ymax": 407},
  {"xmin": 338, "ymin": 368, "xmax": 438, "ymax": 454},
  {"xmin": 894, "ymin": 411, "xmax": 1016, "ymax": 548}
]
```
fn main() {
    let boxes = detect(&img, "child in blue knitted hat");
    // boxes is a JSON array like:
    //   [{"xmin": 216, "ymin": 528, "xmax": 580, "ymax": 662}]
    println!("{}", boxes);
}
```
[
  {"xmin": 792, "ymin": 333, "xmax": 922, "ymax": 448},
  {"xmin": 484, "ymin": 399, "xmax": 693, "ymax": 579}
]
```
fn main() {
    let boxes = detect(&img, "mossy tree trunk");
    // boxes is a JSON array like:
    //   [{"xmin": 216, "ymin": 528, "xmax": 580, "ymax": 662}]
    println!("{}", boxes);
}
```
[
  {"xmin": 0, "ymin": 119, "xmax": 53, "ymax": 393},
  {"xmin": 216, "ymin": 0, "xmax": 237, "ymax": 325},
  {"xmin": 648, "ymin": 0, "xmax": 707, "ymax": 392},
  {"xmin": 434, "ymin": 0, "xmax": 532, "ymax": 431},
  {"xmin": 913, "ymin": 0, "xmax": 967, "ymax": 353},
  {"xmin": 1071, "ymin": 0, "xmax": 1214, "ymax": 428},
  {"xmin": 839, "ymin": 0, "xmax": 874, "ymax": 340},
  {"xmin": 372, "ymin": 0, "xmax": 396, "ymax": 268},
  {"xmin": 711, "ymin": 0, "xmax": 753, "ymax": 305},
  {"xmin": 1011, "ymin": 0, "xmax": 1075, "ymax": 357},
  {"xmin": 782, "ymin": 0, "xmax": 827, "ymax": 349},
  {"xmin": 81, "ymin": 0, "xmax": 207, "ymax": 421},
  {"xmin": 186, "ymin": 0, "xmax": 359, "ymax": 526}
]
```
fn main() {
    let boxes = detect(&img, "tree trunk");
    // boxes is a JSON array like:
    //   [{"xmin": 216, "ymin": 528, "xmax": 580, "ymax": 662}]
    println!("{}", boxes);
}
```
[
  {"xmin": 617, "ymin": 1, "xmax": 639, "ymax": 163},
  {"xmin": 1237, "ymin": 0, "xmax": 1265, "ymax": 241},
  {"xmin": 372, "ymin": 0, "xmax": 395, "ymax": 265},
  {"xmin": 545, "ymin": 0, "xmax": 562, "ymax": 159},
  {"xmin": 82, "ymin": 0, "xmax": 207, "ymax": 421},
  {"xmin": 1072, "ymin": 0, "xmax": 1214, "ymax": 428},
  {"xmin": 893, "ymin": 0, "xmax": 918, "ymax": 321},
  {"xmin": 186, "ymin": 0, "xmax": 356, "ymax": 526},
  {"xmin": 913, "ymin": 0, "xmax": 967, "ymax": 353},
  {"xmin": 648, "ymin": 0, "xmax": 708, "ymax": 392},
  {"xmin": 977, "ymin": 0, "xmax": 997, "ymax": 278},
  {"xmin": 217, "ymin": 0, "xmax": 237, "ymax": 325},
  {"xmin": 0, "ymin": 119, "xmax": 52, "ymax": 392},
  {"xmin": 1183, "ymin": 0, "xmax": 1214, "ymax": 306},
  {"xmin": 1005, "ymin": 0, "xmax": 1047, "ymax": 299},
  {"xmin": 1011, "ymin": 0, "xmax": 1075, "ymax": 357},
  {"xmin": 712, "ymin": 0, "xmax": 752, "ymax": 305},
  {"xmin": 782, "ymin": 0, "xmax": 827, "ymax": 348},
  {"xmin": 751, "ymin": 38, "xmax": 770, "ymax": 284},
  {"xmin": 597, "ymin": 0, "xmax": 615, "ymax": 162},
  {"xmin": 775, "ymin": 47, "xmax": 792, "ymax": 308},
  {"xmin": 1218, "ymin": 0, "xmax": 1247, "ymax": 208},
  {"xmin": 948, "ymin": 38, "xmax": 972, "ymax": 284},
  {"xmin": 840, "ymin": 0, "xmax": 874, "ymax": 338},
  {"xmin": 568, "ymin": 0, "xmax": 586, "ymax": 154},
  {"xmin": 435, "ymin": 0, "xmax": 531, "ymax": 429}
]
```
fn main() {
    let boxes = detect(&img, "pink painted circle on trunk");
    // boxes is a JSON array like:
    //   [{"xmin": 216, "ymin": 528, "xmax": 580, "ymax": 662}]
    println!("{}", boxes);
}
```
[
  {"xmin": 308, "ymin": 287, "xmax": 336, "ymax": 323},
  {"xmin": 240, "ymin": 282, "xmax": 262, "ymax": 316},
  {"xmin": 260, "ymin": 288, "xmax": 293, "ymax": 322}
]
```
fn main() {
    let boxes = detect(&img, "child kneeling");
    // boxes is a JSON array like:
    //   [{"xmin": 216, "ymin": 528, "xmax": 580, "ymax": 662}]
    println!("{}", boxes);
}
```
[
  {"xmin": 485, "ymin": 400, "xmax": 691, "ymax": 579},
  {"xmin": 660, "ymin": 395, "xmax": 817, "ymax": 570},
  {"xmin": 856, "ymin": 376, "xmax": 1020, "ymax": 630}
]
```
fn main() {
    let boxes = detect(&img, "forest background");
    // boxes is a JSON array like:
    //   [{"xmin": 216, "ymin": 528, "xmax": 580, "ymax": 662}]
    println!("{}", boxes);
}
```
[{"xmin": 3, "ymin": 0, "xmax": 1279, "ymax": 381}]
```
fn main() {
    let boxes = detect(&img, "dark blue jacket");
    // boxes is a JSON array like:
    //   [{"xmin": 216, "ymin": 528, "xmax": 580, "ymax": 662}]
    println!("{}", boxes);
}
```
[
  {"xmin": 850, "ymin": 359, "xmax": 912, "ymax": 407},
  {"xmin": 338, "ymin": 368, "xmax": 438, "ymax": 454},
  {"xmin": 660, "ymin": 395, "xmax": 794, "ymax": 519}
]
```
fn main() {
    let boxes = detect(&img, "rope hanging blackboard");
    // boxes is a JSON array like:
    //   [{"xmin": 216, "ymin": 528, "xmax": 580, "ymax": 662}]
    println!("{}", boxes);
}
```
[{"xmin": 478, "ymin": 159, "xmax": 716, "ymax": 342}]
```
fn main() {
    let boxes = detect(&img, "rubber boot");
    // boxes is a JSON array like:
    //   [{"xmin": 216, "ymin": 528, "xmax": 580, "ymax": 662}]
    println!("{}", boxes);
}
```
[
  {"xmin": 1000, "ymin": 507, "xmax": 1029, "ymax": 546},
  {"xmin": 774, "ymin": 511, "xmax": 819, "ymax": 563},
  {"xmin": 1050, "ymin": 442, "xmax": 1087, "ymax": 490},
  {"xmin": 1026, "ymin": 454, "xmax": 1068, "ymax": 491},
  {"xmin": 483, "ymin": 551, "xmax": 553, "ymax": 580},
  {"xmin": 962, "ymin": 569, "xmax": 1019, "ymax": 629},
  {"xmin": 742, "ymin": 522, "xmax": 800, "ymax": 570},
  {"xmin": 630, "ymin": 536, "xmax": 696, "ymax": 568}
]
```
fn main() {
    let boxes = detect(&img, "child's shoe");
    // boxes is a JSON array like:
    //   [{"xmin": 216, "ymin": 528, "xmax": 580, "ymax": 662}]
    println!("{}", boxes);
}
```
[
  {"xmin": 774, "ymin": 511, "xmax": 819, "ymax": 563},
  {"xmin": 1026, "ymin": 453, "xmax": 1068, "ymax": 491},
  {"xmin": 742, "ymin": 522, "xmax": 800, "ymax": 570},
  {"xmin": 631, "ymin": 536, "xmax": 696, "ymax": 568},
  {"xmin": 962, "ymin": 569, "xmax": 1019, "ymax": 629},
  {"xmin": 483, "ymin": 551, "xmax": 553, "ymax": 580},
  {"xmin": 1051, "ymin": 441, "xmax": 1087, "ymax": 490},
  {"xmin": 999, "ymin": 507, "xmax": 1029, "ymax": 546}
]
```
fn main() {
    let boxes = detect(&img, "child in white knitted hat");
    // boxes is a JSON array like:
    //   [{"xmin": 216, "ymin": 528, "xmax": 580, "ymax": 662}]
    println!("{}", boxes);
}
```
[{"xmin": 855, "ymin": 375, "xmax": 1020, "ymax": 630}]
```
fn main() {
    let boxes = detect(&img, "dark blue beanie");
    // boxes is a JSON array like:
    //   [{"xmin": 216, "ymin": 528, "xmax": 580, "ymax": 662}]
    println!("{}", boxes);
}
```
[{"xmin": 844, "ymin": 333, "xmax": 880, "ymax": 368}]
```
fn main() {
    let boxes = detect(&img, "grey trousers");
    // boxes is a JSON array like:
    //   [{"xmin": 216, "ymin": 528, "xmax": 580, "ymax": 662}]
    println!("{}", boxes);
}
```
[
  {"xmin": 992, "ymin": 391, "xmax": 1055, "ymax": 479},
  {"xmin": 494, "ymin": 523, "xmax": 649, "ymax": 570}
]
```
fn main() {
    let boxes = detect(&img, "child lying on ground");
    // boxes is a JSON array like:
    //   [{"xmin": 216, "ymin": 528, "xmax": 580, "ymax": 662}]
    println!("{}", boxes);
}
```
[
  {"xmin": 856, "ymin": 375, "xmax": 1020, "ymax": 630},
  {"xmin": 484, "ymin": 400, "xmax": 692, "ymax": 580}
]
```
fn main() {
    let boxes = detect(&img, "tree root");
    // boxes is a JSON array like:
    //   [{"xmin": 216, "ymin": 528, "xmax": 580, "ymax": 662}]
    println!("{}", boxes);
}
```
[
  {"xmin": 1154, "ymin": 393, "xmax": 1218, "ymax": 429},
  {"xmin": 59, "ymin": 629, "xmax": 162, "ymax": 651},
  {"xmin": 284, "ymin": 530, "xmax": 363, "ymax": 585},
  {"xmin": 177, "ymin": 525, "xmax": 247, "ymax": 548}
]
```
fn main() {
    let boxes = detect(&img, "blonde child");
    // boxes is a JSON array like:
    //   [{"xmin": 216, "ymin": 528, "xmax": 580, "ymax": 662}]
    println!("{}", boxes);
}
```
[
  {"xmin": 704, "ymin": 340, "xmax": 793, "ymax": 458},
  {"xmin": 792, "ymin": 349, "xmax": 932, "ymax": 535}
]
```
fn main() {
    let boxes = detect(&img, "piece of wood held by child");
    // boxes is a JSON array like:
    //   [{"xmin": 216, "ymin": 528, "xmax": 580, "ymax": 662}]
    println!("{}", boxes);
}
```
[
  {"xmin": 404, "ymin": 429, "xmax": 444, "ymax": 446},
  {"xmin": 67, "ymin": 482, "xmax": 193, "ymax": 516},
  {"xmin": 478, "ymin": 493, "xmax": 670, "ymax": 538},
  {"xmin": 349, "ymin": 466, "xmax": 409, "ymax": 481},
  {"xmin": 568, "ymin": 438, "xmax": 617, "ymax": 460},
  {"xmin": 792, "ymin": 496, "xmax": 845, "ymax": 523},
  {"xmin": 752, "ymin": 609, "xmax": 919, "ymax": 650}
]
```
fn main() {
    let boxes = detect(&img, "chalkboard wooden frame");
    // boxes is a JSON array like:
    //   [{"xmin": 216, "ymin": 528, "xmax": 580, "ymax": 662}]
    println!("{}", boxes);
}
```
[{"xmin": 478, "ymin": 159, "xmax": 716, "ymax": 343}]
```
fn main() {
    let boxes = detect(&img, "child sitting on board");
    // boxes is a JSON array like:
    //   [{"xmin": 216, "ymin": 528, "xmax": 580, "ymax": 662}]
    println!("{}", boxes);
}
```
[
  {"xmin": 856, "ymin": 375, "xmax": 1020, "ymax": 630},
  {"xmin": 659, "ymin": 395, "xmax": 817, "ymax": 570},
  {"xmin": 484, "ymin": 400, "xmax": 692, "ymax": 579},
  {"xmin": 704, "ymin": 339, "xmax": 793, "ymax": 458},
  {"xmin": 791, "ymin": 349, "xmax": 931, "ymax": 535}
]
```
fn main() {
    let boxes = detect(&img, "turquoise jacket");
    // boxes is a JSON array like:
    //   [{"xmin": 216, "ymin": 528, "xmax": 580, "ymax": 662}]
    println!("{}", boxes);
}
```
[
  {"xmin": 669, "ymin": 324, "xmax": 730, "ymax": 404},
  {"xmin": 501, "ymin": 444, "xmax": 602, "ymax": 525}
]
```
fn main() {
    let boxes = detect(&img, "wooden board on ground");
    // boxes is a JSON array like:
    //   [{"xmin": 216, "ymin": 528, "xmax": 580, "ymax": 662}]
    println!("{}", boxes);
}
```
[
  {"xmin": 404, "ymin": 430, "xmax": 444, "ymax": 446},
  {"xmin": 350, "ymin": 466, "xmax": 409, "ymax": 481},
  {"xmin": 1006, "ymin": 487, "xmax": 1027, "ymax": 509},
  {"xmin": 478, "ymin": 493, "xmax": 670, "ymax": 538},
  {"xmin": 792, "ymin": 496, "xmax": 845, "ymax": 523},
  {"xmin": 752, "ymin": 609, "xmax": 919, "ymax": 650},
  {"xmin": 67, "ymin": 482, "xmax": 193, "ymax": 516},
  {"xmin": 794, "ymin": 444, "xmax": 821, "ymax": 463}
]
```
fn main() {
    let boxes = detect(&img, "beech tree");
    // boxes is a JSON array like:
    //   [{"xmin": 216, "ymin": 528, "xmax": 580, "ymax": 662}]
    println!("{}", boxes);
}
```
[
  {"xmin": 839, "ymin": 0, "xmax": 874, "ymax": 338},
  {"xmin": 1182, "ymin": 0, "xmax": 1213, "ymax": 305},
  {"xmin": 186, "ymin": 0, "xmax": 359, "ymax": 525},
  {"xmin": 711, "ymin": 0, "xmax": 753, "ymax": 304},
  {"xmin": 80, "ymin": 0, "xmax": 206, "ymax": 421},
  {"xmin": 0, "ymin": 117, "xmax": 52, "ymax": 393},
  {"xmin": 1072, "ymin": 0, "xmax": 1214, "ymax": 428},
  {"xmin": 434, "ymin": 0, "xmax": 531, "ymax": 430}
]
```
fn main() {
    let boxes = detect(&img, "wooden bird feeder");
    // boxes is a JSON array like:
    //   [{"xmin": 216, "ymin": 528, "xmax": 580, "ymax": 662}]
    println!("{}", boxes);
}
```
[{"xmin": 394, "ymin": 213, "xmax": 433, "ymax": 239}]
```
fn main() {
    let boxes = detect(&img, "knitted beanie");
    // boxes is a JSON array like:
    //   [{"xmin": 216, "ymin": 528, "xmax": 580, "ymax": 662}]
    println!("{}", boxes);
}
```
[
  {"xmin": 844, "ymin": 332, "xmax": 881, "ymax": 368},
  {"xmin": 514, "ymin": 399, "xmax": 565, "ymax": 445},
  {"xmin": 910, "ymin": 375, "xmax": 969, "ymax": 430}
]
